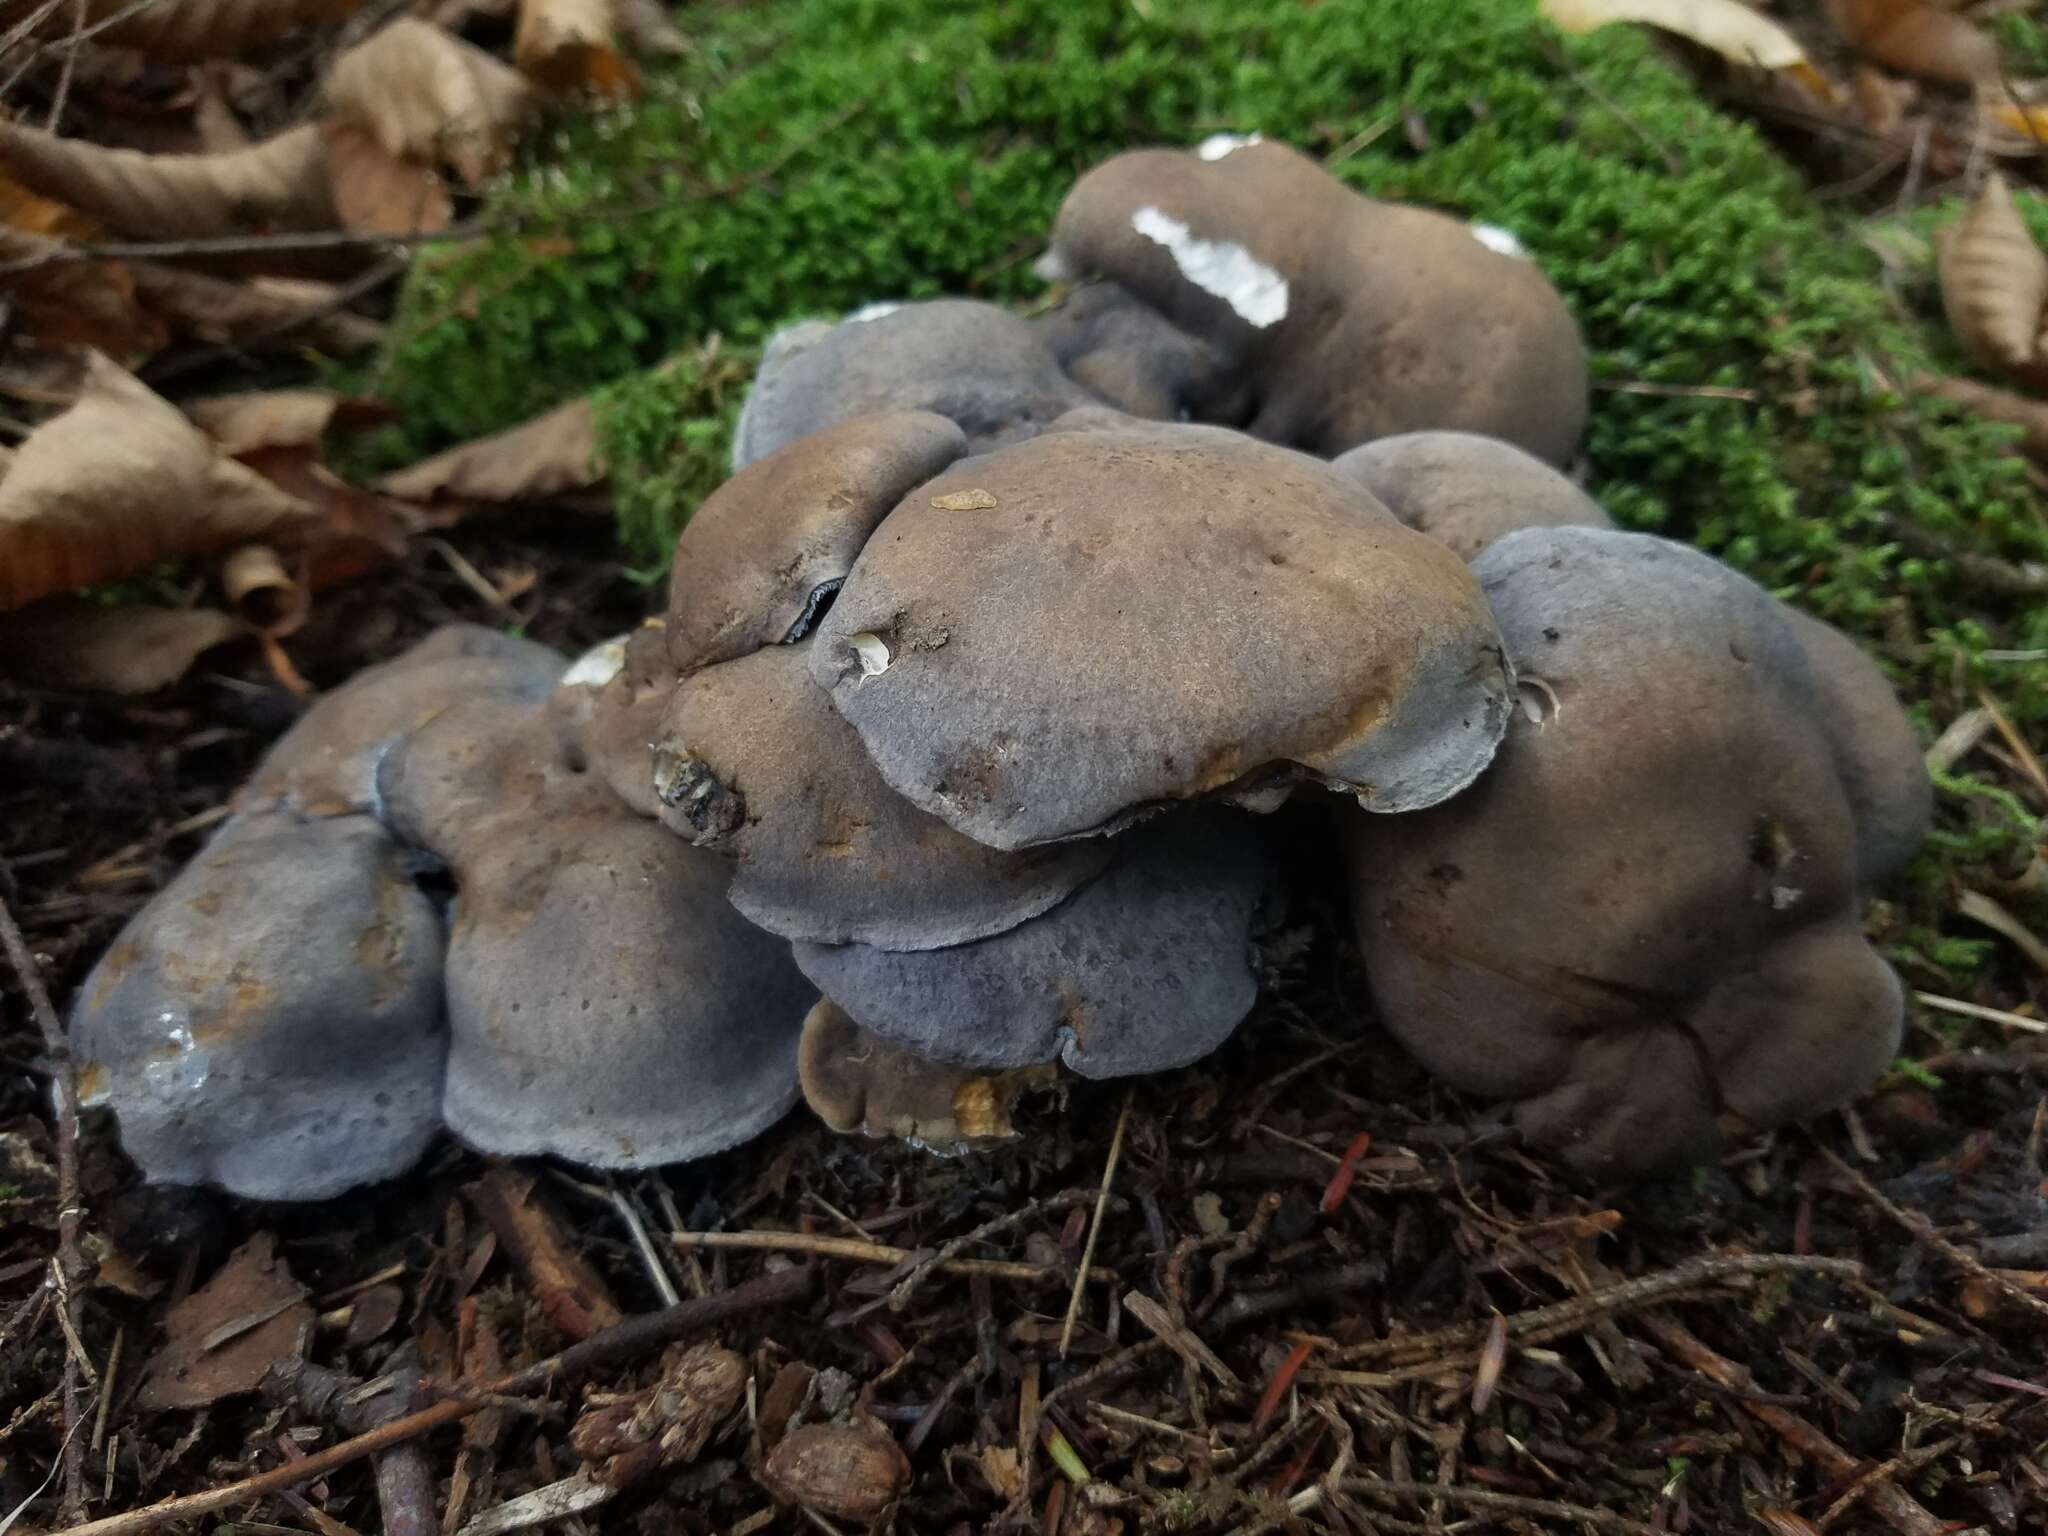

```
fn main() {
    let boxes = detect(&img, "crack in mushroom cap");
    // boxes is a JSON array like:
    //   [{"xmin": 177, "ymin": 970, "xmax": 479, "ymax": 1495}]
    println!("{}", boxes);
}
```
[
  {"xmin": 793, "ymin": 810, "xmax": 1273, "ymax": 1078},
  {"xmin": 72, "ymin": 811, "xmax": 447, "ymax": 1201},
  {"xmin": 653, "ymin": 639, "xmax": 1113, "ymax": 948},
  {"xmin": 1345, "ymin": 527, "xmax": 1909, "ymax": 1179},
  {"xmin": 378, "ymin": 695, "xmax": 811, "ymax": 1167},
  {"xmin": 809, "ymin": 418, "xmax": 1513, "ymax": 850},
  {"xmin": 666, "ymin": 410, "xmax": 970, "ymax": 677},
  {"xmin": 1033, "ymin": 281, "xmax": 1246, "ymax": 425},
  {"xmin": 728, "ymin": 299, "xmax": 1103, "ymax": 471},
  {"xmin": 1043, "ymin": 140, "xmax": 1588, "ymax": 463},
  {"xmin": 796, "ymin": 998, "xmax": 1054, "ymax": 1148},
  {"xmin": 243, "ymin": 622, "xmax": 565, "ymax": 817},
  {"xmin": 1331, "ymin": 431, "xmax": 1612, "ymax": 561}
]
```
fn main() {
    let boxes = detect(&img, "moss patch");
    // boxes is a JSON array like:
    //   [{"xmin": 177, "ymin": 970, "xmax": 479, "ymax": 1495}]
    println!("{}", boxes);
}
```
[{"xmin": 376, "ymin": 0, "xmax": 2044, "ymax": 990}]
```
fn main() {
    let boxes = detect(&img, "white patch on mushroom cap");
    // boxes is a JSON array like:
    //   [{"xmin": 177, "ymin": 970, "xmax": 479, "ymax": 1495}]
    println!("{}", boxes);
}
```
[
  {"xmin": 1195, "ymin": 132, "xmax": 1263, "ymax": 160},
  {"xmin": 1469, "ymin": 222, "xmax": 1529, "ymax": 260},
  {"xmin": 846, "ymin": 301, "xmax": 904, "ymax": 323},
  {"xmin": 1032, "ymin": 248, "xmax": 1076, "ymax": 284},
  {"xmin": 1129, "ymin": 205, "xmax": 1289, "ymax": 328},
  {"xmin": 847, "ymin": 632, "xmax": 893, "ymax": 678},
  {"xmin": 561, "ymin": 635, "xmax": 629, "ymax": 689}
]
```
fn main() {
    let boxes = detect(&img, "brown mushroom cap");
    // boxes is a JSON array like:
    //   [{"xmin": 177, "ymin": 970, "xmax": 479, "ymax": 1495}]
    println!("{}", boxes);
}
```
[
  {"xmin": 652, "ymin": 639, "xmax": 1112, "ymax": 948},
  {"xmin": 665, "ymin": 410, "xmax": 969, "ymax": 677},
  {"xmin": 794, "ymin": 810, "xmax": 1273, "ymax": 1078},
  {"xmin": 1044, "ymin": 139, "xmax": 1588, "ymax": 463},
  {"xmin": 377, "ymin": 695, "xmax": 812, "ymax": 1167},
  {"xmin": 796, "ymin": 998, "xmax": 1052, "ymax": 1146},
  {"xmin": 1346, "ymin": 527, "xmax": 1908, "ymax": 1178},
  {"xmin": 730, "ymin": 299, "xmax": 1103, "ymax": 470},
  {"xmin": 1033, "ymin": 281, "xmax": 1245, "ymax": 424},
  {"xmin": 547, "ymin": 624, "xmax": 676, "ymax": 818},
  {"xmin": 1330, "ymin": 431, "xmax": 1612, "ymax": 561},
  {"xmin": 810, "ymin": 417, "xmax": 1512, "ymax": 849}
]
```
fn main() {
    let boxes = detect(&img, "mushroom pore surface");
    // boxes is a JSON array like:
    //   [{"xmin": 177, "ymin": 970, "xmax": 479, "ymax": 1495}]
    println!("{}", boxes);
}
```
[
  {"xmin": 1346, "ymin": 527, "xmax": 1911, "ymax": 1178},
  {"xmin": 810, "ymin": 417, "xmax": 1513, "ymax": 849}
]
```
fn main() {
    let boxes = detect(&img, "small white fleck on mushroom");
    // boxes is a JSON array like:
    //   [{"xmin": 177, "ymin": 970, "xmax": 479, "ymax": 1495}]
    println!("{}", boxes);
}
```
[
  {"xmin": 846, "ymin": 301, "xmax": 904, "ymax": 324},
  {"xmin": 1770, "ymin": 884, "xmax": 1802, "ymax": 910},
  {"xmin": 1469, "ymin": 222, "xmax": 1530, "ymax": 260},
  {"xmin": 562, "ymin": 635, "xmax": 629, "ymax": 688},
  {"xmin": 1195, "ymin": 132, "xmax": 1263, "ymax": 161},
  {"xmin": 1032, "ymin": 248, "xmax": 1076, "ymax": 284},
  {"xmin": 847, "ymin": 632, "xmax": 893, "ymax": 678},
  {"xmin": 1129, "ymin": 205, "xmax": 1288, "ymax": 328}
]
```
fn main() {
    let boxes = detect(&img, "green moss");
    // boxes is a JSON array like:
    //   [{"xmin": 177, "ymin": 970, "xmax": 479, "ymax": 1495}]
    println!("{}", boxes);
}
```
[{"xmin": 375, "ymin": 0, "xmax": 2047, "ymax": 988}]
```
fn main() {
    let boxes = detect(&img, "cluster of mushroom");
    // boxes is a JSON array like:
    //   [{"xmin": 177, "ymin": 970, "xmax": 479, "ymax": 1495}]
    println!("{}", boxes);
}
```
[{"xmin": 73, "ymin": 138, "xmax": 1931, "ymax": 1198}]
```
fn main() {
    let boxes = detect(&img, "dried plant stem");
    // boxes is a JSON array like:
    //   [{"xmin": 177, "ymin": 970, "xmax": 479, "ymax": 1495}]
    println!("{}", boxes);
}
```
[
  {"xmin": 885, "ymin": 1190, "xmax": 1097, "ymax": 1313},
  {"xmin": 670, "ymin": 1229, "xmax": 1113, "ymax": 1286},
  {"xmin": 1059, "ymin": 1094, "xmax": 1131, "ymax": 1357},
  {"xmin": 1344, "ymin": 1478, "xmax": 1665, "ymax": 1535},
  {"xmin": 1, "ymin": 893, "xmax": 88, "ymax": 1524}
]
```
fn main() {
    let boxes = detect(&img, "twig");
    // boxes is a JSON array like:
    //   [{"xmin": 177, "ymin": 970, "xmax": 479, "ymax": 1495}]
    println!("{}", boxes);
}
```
[
  {"xmin": 1059, "ymin": 1094, "xmax": 1130, "ymax": 1357},
  {"xmin": 42, "ymin": 0, "xmax": 83, "ymax": 130},
  {"xmin": 1, "ymin": 893, "xmax": 87, "ymax": 1524},
  {"xmin": 1343, "ymin": 1478, "xmax": 1665, "ymax": 1535},
  {"xmin": 1812, "ymin": 1141, "xmax": 2048, "ymax": 1322},
  {"xmin": 670, "ymin": 1229, "xmax": 1113, "ymax": 1286},
  {"xmin": 1814, "ymin": 1436, "xmax": 1963, "ymax": 1533},
  {"xmin": 885, "ymin": 1191, "xmax": 1097, "ymax": 1313},
  {"xmin": 1913, "ymin": 990, "xmax": 2045, "ymax": 1034},
  {"xmin": 452, "ymin": 1473, "xmax": 613, "ymax": 1536},
  {"xmin": 265, "ymin": 1348, "xmax": 437, "ymax": 1536},
  {"xmin": 43, "ymin": 1268, "xmax": 814, "ymax": 1536}
]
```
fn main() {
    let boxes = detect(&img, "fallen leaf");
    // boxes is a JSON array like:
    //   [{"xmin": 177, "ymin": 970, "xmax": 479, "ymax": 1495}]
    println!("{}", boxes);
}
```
[
  {"xmin": 237, "ymin": 448, "xmax": 417, "ymax": 594},
  {"xmin": 0, "ymin": 352, "xmax": 315, "ymax": 611},
  {"xmin": 342, "ymin": 1282, "xmax": 404, "ymax": 1348},
  {"xmin": 465, "ymin": 1169, "xmax": 624, "ymax": 1342},
  {"xmin": 184, "ymin": 390, "xmax": 394, "ymax": 455},
  {"xmin": 0, "ymin": 598, "xmax": 246, "ymax": 693},
  {"xmin": 613, "ymin": 0, "xmax": 689, "ymax": 57},
  {"xmin": 1826, "ymin": 0, "xmax": 1997, "ymax": 87},
  {"xmin": 378, "ymin": 394, "xmax": 603, "ymax": 508},
  {"xmin": 1919, "ymin": 374, "xmax": 2048, "ymax": 461},
  {"xmin": 130, "ymin": 266, "xmax": 386, "ymax": 354},
  {"xmin": 516, "ymin": 0, "xmax": 640, "ymax": 96},
  {"xmin": 0, "ymin": 200, "xmax": 165, "ymax": 360},
  {"xmin": 0, "ymin": 120, "xmax": 334, "ymax": 239},
  {"xmin": 1851, "ymin": 64, "xmax": 1916, "ymax": 138},
  {"xmin": 1541, "ymin": 0, "xmax": 1828, "ymax": 97},
  {"xmin": 1938, "ymin": 174, "xmax": 2048, "ymax": 389},
  {"xmin": 325, "ymin": 18, "xmax": 536, "ymax": 188},
  {"xmin": 321, "ymin": 120, "xmax": 454, "ymax": 236},
  {"xmin": 221, "ymin": 543, "xmax": 308, "ymax": 635},
  {"xmin": 189, "ymin": 66, "xmax": 254, "ymax": 153},
  {"xmin": 138, "ymin": 1233, "xmax": 312, "ymax": 1410},
  {"xmin": 1988, "ymin": 100, "xmax": 2048, "ymax": 145},
  {"xmin": 8, "ymin": 0, "xmax": 367, "ymax": 61}
]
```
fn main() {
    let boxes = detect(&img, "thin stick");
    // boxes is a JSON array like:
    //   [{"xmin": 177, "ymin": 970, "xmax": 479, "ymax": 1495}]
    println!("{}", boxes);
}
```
[
  {"xmin": 1, "ymin": 894, "xmax": 87, "ymax": 1524},
  {"xmin": 1812, "ymin": 1142, "xmax": 2048, "ymax": 1322},
  {"xmin": 1344, "ymin": 1478, "xmax": 1665, "ymax": 1536},
  {"xmin": 670, "ymin": 1229, "xmax": 1113, "ymax": 1286},
  {"xmin": 44, "ymin": 1268, "xmax": 813, "ymax": 1536},
  {"xmin": 1913, "ymin": 990, "xmax": 2045, "ymax": 1034},
  {"xmin": 1059, "ymin": 1095, "xmax": 1130, "ymax": 1358},
  {"xmin": 885, "ymin": 1191, "xmax": 1095, "ymax": 1313}
]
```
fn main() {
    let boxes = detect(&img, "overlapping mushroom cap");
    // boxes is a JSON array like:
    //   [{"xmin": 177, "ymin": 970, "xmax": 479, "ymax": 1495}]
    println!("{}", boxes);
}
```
[
  {"xmin": 1331, "ymin": 431, "xmax": 1612, "ymax": 561},
  {"xmin": 1039, "ymin": 138, "xmax": 1588, "ymax": 462},
  {"xmin": 1344, "ymin": 527, "xmax": 1926, "ymax": 1178},
  {"xmin": 730, "ymin": 299, "xmax": 1101, "ymax": 470}
]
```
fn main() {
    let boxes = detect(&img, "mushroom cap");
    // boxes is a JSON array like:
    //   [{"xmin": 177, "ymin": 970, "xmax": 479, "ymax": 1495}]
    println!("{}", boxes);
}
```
[
  {"xmin": 72, "ymin": 811, "xmax": 446, "ymax": 1201},
  {"xmin": 547, "ymin": 624, "xmax": 676, "ymax": 818},
  {"xmin": 653, "ymin": 639, "xmax": 1112, "ymax": 948},
  {"xmin": 1778, "ymin": 607, "xmax": 1933, "ymax": 887},
  {"xmin": 796, "ymin": 998, "xmax": 1051, "ymax": 1146},
  {"xmin": 810, "ymin": 418, "xmax": 1512, "ymax": 849},
  {"xmin": 1346, "ymin": 527, "xmax": 1906, "ymax": 1178},
  {"xmin": 666, "ymin": 410, "xmax": 969, "ymax": 677},
  {"xmin": 729, "ymin": 299, "xmax": 1103, "ymax": 470},
  {"xmin": 378, "ymin": 696, "xmax": 811, "ymax": 1167},
  {"xmin": 1330, "ymin": 431, "xmax": 1612, "ymax": 561},
  {"xmin": 245, "ymin": 622, "xmax": 564, "ymax": 816},
  {"xmin": 1044, "ymin": 139, "xmax": 1588, "ymax": 462},
  {"xmin": 794, "ymin": 810, "xmax": 1272, "ymax": 1078},
  {"xmin": 1033, "ymin": 281, "xmax": 1244, "ymax": 424}
]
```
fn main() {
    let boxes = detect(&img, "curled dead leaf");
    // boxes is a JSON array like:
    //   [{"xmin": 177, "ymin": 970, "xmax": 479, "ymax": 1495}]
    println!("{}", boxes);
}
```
[
  {"xmin": 184, "ymin": 390, "xmax": 394, "ymax": 456},
  {"xmin": 0, "ymin": 353, "xmax": 315, "ymax": 611},
  {"xmin": 1938, "ymin": 174, "xmax": 2048, "ymax": 389},
  {"xmin": 1541, "ymin": 0, "xmax": 1829, "ymax": 98},
  {"xmin": 0, "ymin": 598, "xmax": 246, "ymax": 693},
  {"xmin": 377, "ymin": 394, "xmax": 604, "ymax": 508},
  {"xmin": 321, "ymin": 120, "xmax": 455, "ymax": 236},
  {"xmin": 0, "ymin": 120, "xmax": 334, "ymax": 240},
  {"xmin": 6, "ymin": 0, "xmax": 367, "ymax": 62},
  {"xmin": 612, "ymin": 0, "xmax": 689, "ymax": 57},
  {"xmin": 0, "ymin": 218, "xmax": 165, "ymax": 362},
  {"xmin": 516, "ymin": 0, "xmax": 640, "ymax": 97},
  {"xmin": 1826, "ymin": 0, "xmax": 1997, "ymax": 87},
  {"xmin": 221, "ymin": 544, "xmax": 308, "ymax": 635},
  {"xmin": 139, "ymin": 1233, "xmax": 313, "ymax": 1411},
  {"xmin": 131, "ymin": 267, "xmax": 386, "ymax": 354},
  {"xmin": 325, "ymin": 18, "xmax": 536, "ymax": 187},
  {"xmin": 1919, "ymin": 373, "xmax": 2048, "ymax": 461}
]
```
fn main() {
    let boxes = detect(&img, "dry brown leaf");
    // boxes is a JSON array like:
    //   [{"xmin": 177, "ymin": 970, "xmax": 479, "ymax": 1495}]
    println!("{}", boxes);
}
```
[
  {"xmin": 1850, "ymin": 63, "xmax": 1916, "ymax": 138},
  {"xmin": 515, "ymin": 0, "xmax": 640, "ymax": 97},
  {"xmin": 130, "ymin": 266, "xmax": 386, "ymax": 354},
  {"xmin": 1988, "ymin": 99, "xmax": 2048, "ymax": 146},
  {"xmin": 239, "ymin": 447, "xmax": 417, "ymax": 593},
  {"xmin": 1826, "ymin": 0, "xmax": 1997, "ymax": 86},
  {"xmin": 325, "ymin": 18, "xmax": 536, "ymax": 187},
  {"xmin": 1938, "ymin": 174, "xmax": 2048, "ymax": 389},
  {"xmin": 189, "ymin": 66, "xmax": 254, "ymax": 153},
  {"xmin": 220, "ymin": 543, "xmax": 308, "ymax": 635},
  {"xmin": 184, "ymin": 389, "xmax": 393, "ymax": 454},
  {"xmin": 0, "ymin": 213, "xmax": 165, "ymax": 361},
  {"xmin": 378, "ymin": 394, "xmax": 604, "ymax": 507},
  {"xmin": 321, "ymin": 119, "xmax": 454, "ymax": 235},
  {"xmin": 612, "ymin": 0, "xmax": 688, "ymax": 57},
  {"xmin": 1541, "ymin": 0, "xmax": 1830, "ymax": 99},
  {"xmin": 138, "ymin": 1233, "xmax": 312, "ymax": 1410},
  {"xmin": 1919, "ymin": 374, "xmax": 2048, "ymax": 460},
  {"xmin": 0, "ymin": 353, "xmax": 316, "ymax": 611},
  {"xmin": 0, "ymin": 598, "xmax": 246, "ymax": 693},
  {"xmin": 7, "ymin": 0, "xmax": 366, "ymax": 61},
  {"xmin": 0, "ymin": 120, "xmax": 333, "ymax": 240}
]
